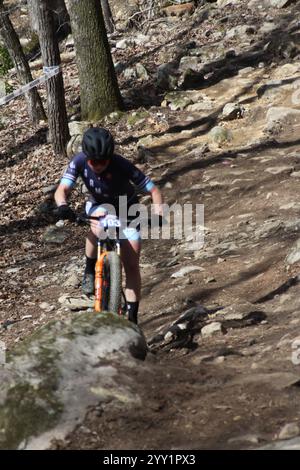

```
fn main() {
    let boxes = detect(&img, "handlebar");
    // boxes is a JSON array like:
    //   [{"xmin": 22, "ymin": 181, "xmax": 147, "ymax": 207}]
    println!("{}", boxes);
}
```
[{"xmin": 74, "ymin": 213, "xmax": 167, "ymax": 228}]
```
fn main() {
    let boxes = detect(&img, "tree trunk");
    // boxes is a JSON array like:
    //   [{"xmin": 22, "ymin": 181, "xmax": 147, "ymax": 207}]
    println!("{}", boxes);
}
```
[
  {"xmin": 32, "ymin": 0, "xmax": 70, "ymax": 157},
  {"xmin": 68, "ymin": 0, "xmax": 123, "ymax": 121},
  {"xmin": 0, "ymin": 1, "xmax": 46, "ymax": 124},
  {"xmin": 28, "ymin": 0, "xmax": 70, "ymax": 38},
  {"xmin": 100, "ymin": 0, "xmax": 114, "ymax": 34}
]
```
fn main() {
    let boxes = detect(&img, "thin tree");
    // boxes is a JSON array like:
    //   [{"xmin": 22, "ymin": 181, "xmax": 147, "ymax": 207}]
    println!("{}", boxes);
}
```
[
  {"xmin": 32, "ymin": 0, "xmax": 70, "ymax": 156},
  {"xmin": 100, "ymin": 0, "xmax": 114, "ymax": 34},
  {"xmin": 0, "ymin": 0, "xmax": 46, "ymax": 124},
  {"xmin": 67, "ymin": 0, "xmax": 123, "ymax": 121},
  {"xmin": 27, "ymin": 0, "xmax": 70, "ymax": 39}
]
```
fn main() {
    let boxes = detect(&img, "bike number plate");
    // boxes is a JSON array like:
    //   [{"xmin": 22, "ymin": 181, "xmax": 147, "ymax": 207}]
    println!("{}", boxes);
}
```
[{"xmin": 100, "ymin": 219, "xmax": 121, "ymax": 228}]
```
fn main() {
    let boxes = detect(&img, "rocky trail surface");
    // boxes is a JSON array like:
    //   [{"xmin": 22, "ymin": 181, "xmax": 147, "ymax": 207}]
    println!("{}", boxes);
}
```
[{"xmin": 2, "ymin": 0, "xmax": 300, "ymax": 450}]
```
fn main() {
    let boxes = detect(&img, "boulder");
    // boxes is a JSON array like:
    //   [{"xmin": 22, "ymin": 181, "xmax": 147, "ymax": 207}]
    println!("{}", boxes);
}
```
[
  {"xmin": 201, "ymin": 322, "xmax": 225, "ymax": 338},
  {"xmin": 259, "ymin": 22, "xmax": 277, "ymax": 34},
  {"xmin": 179, "ymin": 56, "xmax": 201, "ymax": 72},
  {"xmin": 66, "ymin": 134, "xmax": 82, "ymax": 158},
  {"xmin": 217, "ymin": 0, "xmax": 240, "ymax": 6},
  {"xmin": 163, "ymin": 91, "xmax": 194, "ymax": 111},
  {"xmin": 249, "ymin": 0, "xmax": 293, "ymax": 7},
  {"xmin": 115, "ymin": 38, "xmax": 134, "ymax": 49},
  {"xmin": 123, "ymin": 67, "xmax": 137, "ymax": 80},
  {"xmin": 187, "ymin": 101, "xmax": 214, "ymax": 113},
  {"xmin": 267, "ymin": 0, "xmax": 295, "ymax": 7},
  {"xmin": 135, "ymin": 63, "xmax": 150, "ymax": 81},
  {"xmin": 278, "ymin": 423, "xmax": 300, "ymax": 440},
  {"xmin": 215, "ymin": 302, "xmax": 267, "ymax": 327},
  {"xmin": 179, "ymin": 68, "xmax": 205, "ymax": 89},
  {"xmin": 58, "ymin": 294, "xmax": 93, "ymax": 311},
  {"xmin": 266, "ymin": 107, "xmax": 300, "ymax": 126},
  {"xmin": 222, "ymin": 102, "xmax": 245, "ymax": 120},
  {"xmin": 137, "ymin": 135, "xmax": 155, "ymax": 149},
  {"xmin": 171, "ymin": 266, "xmax": 205, "ymax": 278},
  {"xmin": 0, "ymin": 312, "xmax": 147, "ymax": 449},
  {"xmin": 209, "ymin": 126, "xmax": 233, "ymax": 145},
  {"xmin": 157, "ymin": 63, "xmax": 178, "ymax": 90},
  {"xmin": 68, "ymin": 121, "xmax": 91, "ymax": 137},
  {"xmin": 226, "ymin": 25, "xmax": 256, "ymax": 39},
  {"xmin": 259, "ymin": 437, "xmax": 300, "ymax": 450},
  {"xmin": 286, "ymin": 239, "xmax": 300, "ymax": 265}
]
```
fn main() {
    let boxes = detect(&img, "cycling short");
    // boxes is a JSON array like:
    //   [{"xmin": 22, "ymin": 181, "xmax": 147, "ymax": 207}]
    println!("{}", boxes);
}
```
[{"xmin": 85, "ymin": 202, "xmax": 141, "ymax": 243}]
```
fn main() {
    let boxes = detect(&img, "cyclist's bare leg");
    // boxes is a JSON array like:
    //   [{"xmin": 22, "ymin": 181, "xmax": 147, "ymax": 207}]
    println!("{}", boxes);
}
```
[
  {"xmin": 121, "ymin": 239, "xmax": 141, "ymax": 302},
  {"xmin": 86, "ymin": 208, "xmax": 107, "ymax": 257},
  {"xmin": 85, "ymin": 230, "xmax": 97, "ymax": 258},
  {"xmin": 82, "ymin": 208, "xmax": 106, "ymax": 294}
]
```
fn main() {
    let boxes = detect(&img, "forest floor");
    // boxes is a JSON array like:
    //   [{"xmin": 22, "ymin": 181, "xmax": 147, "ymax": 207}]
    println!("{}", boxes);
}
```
[{"xmin": 2, "ymin": 0, "xmax": 300, "ymax": 450}]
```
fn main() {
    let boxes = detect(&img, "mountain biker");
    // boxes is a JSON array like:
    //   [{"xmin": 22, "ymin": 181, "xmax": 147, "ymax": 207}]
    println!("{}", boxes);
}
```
[{"xmin": 54, "ymin": 126, "xmax": 164, "ymax": 324}]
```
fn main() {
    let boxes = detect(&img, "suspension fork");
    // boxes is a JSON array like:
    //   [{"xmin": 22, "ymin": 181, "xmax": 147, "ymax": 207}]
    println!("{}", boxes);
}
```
[
  {"xmin": 94, "ymin": 227, "xmax": 122, "ymax": 313},
  {"xmin": 95, "ymin": 239, "xmax": 107, "ymax": 312}
]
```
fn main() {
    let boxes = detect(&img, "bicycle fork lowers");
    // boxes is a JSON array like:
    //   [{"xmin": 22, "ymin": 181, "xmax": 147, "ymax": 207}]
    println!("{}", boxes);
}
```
[{"xmin": 94, "ymin": 223, "xmax": 122, "ymax": 314}]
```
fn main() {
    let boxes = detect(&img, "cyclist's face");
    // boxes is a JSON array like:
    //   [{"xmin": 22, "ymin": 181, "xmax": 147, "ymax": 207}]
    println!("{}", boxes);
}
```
[{"xmin": 87, "ymin": 158, "xmax": 110, "ymax": 173}]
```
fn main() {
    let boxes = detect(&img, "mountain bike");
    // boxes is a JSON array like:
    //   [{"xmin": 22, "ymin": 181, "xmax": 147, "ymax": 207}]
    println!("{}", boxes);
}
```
[
  {"xmin": 75, "ymin": 212, "xmax": 165, "ymax": 318},
  {"xmin": 77, "ymin": 213, "xmax": 126, "ymax": 316}
]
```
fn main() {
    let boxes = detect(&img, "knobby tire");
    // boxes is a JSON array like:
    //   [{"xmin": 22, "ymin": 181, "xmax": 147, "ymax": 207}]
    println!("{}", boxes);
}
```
[{"xmin": 101, "ymin": 252, "xmax": 122, "ymax": 315}]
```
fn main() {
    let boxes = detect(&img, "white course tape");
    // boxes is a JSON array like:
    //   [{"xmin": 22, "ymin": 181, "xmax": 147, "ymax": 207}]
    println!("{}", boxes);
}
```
[{"xmin": 0, "ymin": 65, "xmax": 60, "ymax": 107}]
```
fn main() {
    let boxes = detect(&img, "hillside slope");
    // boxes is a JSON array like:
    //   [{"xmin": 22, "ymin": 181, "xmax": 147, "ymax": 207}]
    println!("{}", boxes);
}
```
[{"xmin": 2, "ymin": 0, "xmax": 300, "ymax": 449}]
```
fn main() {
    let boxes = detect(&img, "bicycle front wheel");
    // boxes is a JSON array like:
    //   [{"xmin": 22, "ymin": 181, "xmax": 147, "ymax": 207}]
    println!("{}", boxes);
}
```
[{"xmin": 95, "ymin": 252, "xmax": 122, "ymax": 315}]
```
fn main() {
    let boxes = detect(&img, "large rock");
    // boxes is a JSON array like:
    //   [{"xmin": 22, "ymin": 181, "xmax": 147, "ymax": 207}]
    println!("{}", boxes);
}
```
[
  {"xmin": 222, "ymin": 102, "xmax": 245, "ymax": 120},
  {"xmin": 266, "ymin": 107, "xmax": 300, "ymax": 126},
  {"xmin": 215, "ymin": 302, "xmax": 266, "ymax": 327},
  {"xmin": 179, "ymin": 56, "xmax": 201, "ymax": 72},
  {"xmin": 249, "ymin": 0, "xmax": 294, "ymax": 7},
  {"xmin": 267, "ymin": 0, "xmax": 295, "ymax": 7},
  {"xmin": 278, "ymin": 423, "xmax": 300, "ymax": 440},
  {"xmin": 201, "ymin": 322, "xmax": 225, "ymax": 338},
  {"xmin": 108, "ymin": 0, "xmax": 139, "ymax": 22},
  {"xmin": 163, "ymin": 91, "xmax": 194, "ymax": 111},
  {"xmin": 0, "ymin": 312, "xmax": 147, "ymax": 449},
  {"xmin": 217, "ymin": 0, "xmax": 240, "ymax": 6},
  {"xmin": 259, "ymin": 22, "xmax": 277, "ymax": 34},
  {"xmin": 259, "ymin": 437, "xmax": 300, "ymax": 450},
  {"xmin": 68, "ymin": 121, "xmax": 91, "ymax": 137},
  {"xmin": 179, "ymin": 68, "xmax": 204, "ymax": 89},
  {"xmin": 209, "ymin": 126, "xmax": 233, "ymax": 145},
  {"xmin": 157, "ymin": 63, "xmax": 178, "ymax": 90},
  {"xmin": 286, "ymin": 239, "xmax": 300, "ymax": 265},
  {"xmin": 58, "ymin": 294, "xmax": 93, "ymax": 311},
  {"xmin": 226, "ymin": 25, "xmax": 256, "ymax": 39},
  {"xmin": 67, "ymin": 134, "xmax": 82, "ymax": 158},
  {"xmin": 171, "ymin": 266, "xmax": 205, "ymax": 278}
]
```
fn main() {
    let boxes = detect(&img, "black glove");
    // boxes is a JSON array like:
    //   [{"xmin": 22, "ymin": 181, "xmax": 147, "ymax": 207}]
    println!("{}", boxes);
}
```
[{"xmin": 56, "ymin": 204, "xmax": 76, "ymax": 221}]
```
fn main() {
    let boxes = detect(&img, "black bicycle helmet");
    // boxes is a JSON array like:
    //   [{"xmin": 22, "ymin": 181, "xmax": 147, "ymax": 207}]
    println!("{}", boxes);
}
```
[{"xmin": 82, "ymin": 127, "xmax": 114, "ymax": 160}]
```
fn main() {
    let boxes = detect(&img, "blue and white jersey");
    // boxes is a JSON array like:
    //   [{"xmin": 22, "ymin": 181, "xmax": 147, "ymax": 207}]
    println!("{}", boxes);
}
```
[{"xmin": 60, "ymin": 153, "xmax": 155, "ymax": 206}]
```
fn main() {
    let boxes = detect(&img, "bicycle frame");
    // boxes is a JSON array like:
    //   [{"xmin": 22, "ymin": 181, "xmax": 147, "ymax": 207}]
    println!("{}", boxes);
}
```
[{"xmin": 76, "ymin": 212, "xmax": 157, "ymax": 315}]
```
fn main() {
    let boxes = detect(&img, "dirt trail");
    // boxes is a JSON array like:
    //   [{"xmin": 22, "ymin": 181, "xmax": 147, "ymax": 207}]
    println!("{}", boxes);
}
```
[{"xmin": 2, "ymin": 0, "xmax": 300, "ymax": 449}]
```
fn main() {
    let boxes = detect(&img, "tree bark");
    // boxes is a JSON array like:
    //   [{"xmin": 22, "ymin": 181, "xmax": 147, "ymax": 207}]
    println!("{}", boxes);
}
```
[
  {"xmin": 28, "ymin": 0, "xmax": 70, "ymax": 38},
  {"xmin": 68, "ymin": 0, "xmax": 123, "ymax": 121},
  {"xmin": 100, "ymin": 0, "xmax": 114, "ymax": 34},
  {"xmin": 32, "ymin": 0, "xmax": 70, "ymax": 156},
  {"xmin": 0, "ymin": 1, "xmax": 46, "ymax": 124}
]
